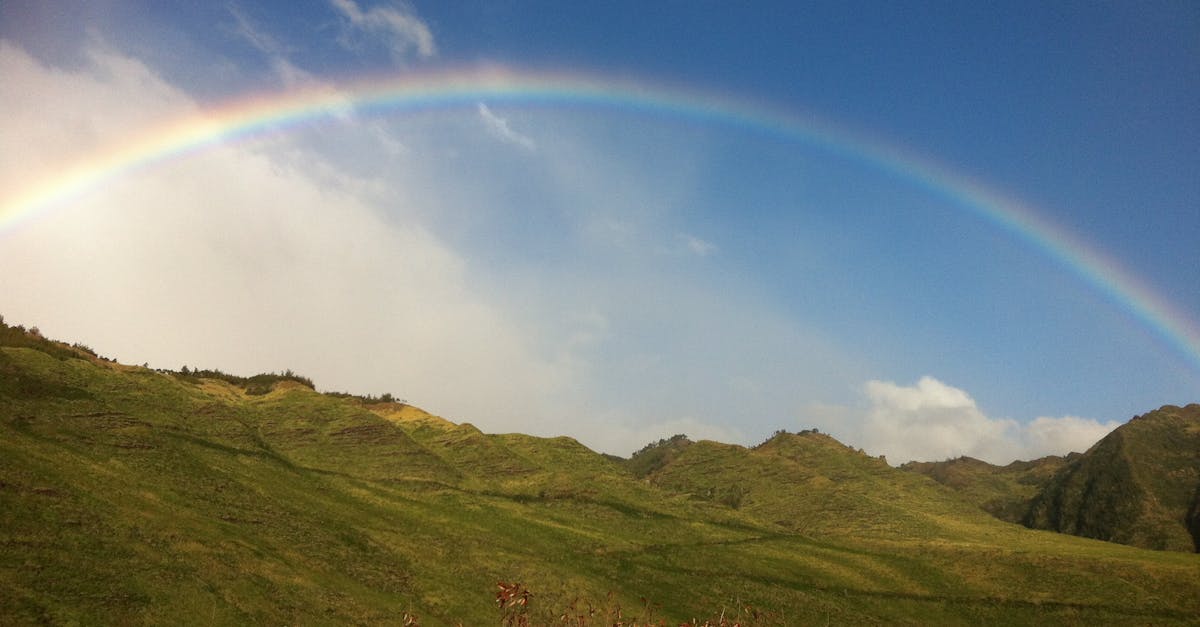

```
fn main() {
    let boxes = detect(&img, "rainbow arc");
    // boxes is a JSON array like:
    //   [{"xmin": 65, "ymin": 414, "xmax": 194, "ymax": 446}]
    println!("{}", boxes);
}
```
[{"xmin": 3, "ymin": 66, "xmax": 1198, "ymax": 373}]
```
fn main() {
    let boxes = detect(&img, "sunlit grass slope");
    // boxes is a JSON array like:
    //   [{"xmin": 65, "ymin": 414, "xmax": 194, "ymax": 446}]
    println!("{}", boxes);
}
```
[
  {"xmin": 633, "ymin": 431, "xmax": 1012, "ymax": 541},
  {"xmin": 2, "ymin": 321, "xmax": 1198, "ymax": 625}
]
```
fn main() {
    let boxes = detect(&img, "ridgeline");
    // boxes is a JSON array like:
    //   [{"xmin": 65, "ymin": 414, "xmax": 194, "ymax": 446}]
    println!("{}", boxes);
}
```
[
  {"xmin": 1, "ymin": 319, "xmax": 1198, "ymax": 625},
  {"xmin": 904, "ymin": 405, "xmax": 1200, "ymax": 554}
]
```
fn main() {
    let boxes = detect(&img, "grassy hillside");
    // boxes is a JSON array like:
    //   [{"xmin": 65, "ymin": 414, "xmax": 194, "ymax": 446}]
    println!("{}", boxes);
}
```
[
  {"xmin": 2, "ymin": 320, "xmax": 1199, "ymax": 624},
  {"xmin": 632, "ymin": 430, "xmax": 1007, "ymax": 541},
  {"xmin": 901, "ymin": 455, "xmax": 1073, "ymax": 523},
  {"xmin": 1024, "ymin": 404, "xmax": 1200, "ymax": 552}
]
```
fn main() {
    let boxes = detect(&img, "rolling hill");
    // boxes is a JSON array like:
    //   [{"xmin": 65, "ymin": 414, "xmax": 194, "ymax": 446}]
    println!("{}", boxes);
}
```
[
  {"xmin": 901, "ymin": 454, "xmax": 1074, "ymax": 524},
  {"xmin": 2, "ymin": 319, "xmax": 1198, "ymax": 624}
]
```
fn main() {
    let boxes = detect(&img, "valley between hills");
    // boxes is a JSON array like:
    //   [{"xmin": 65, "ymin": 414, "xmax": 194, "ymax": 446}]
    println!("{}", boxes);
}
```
[{"xmin": 1, "ymin": 319, "xmax": 1198, "ymax": 625}]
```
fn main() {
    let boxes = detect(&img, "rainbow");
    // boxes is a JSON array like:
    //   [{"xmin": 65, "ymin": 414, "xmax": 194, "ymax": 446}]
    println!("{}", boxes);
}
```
[{"xmin": 3, "ymin": 65, "xmax": 1199, "ymax": 373}]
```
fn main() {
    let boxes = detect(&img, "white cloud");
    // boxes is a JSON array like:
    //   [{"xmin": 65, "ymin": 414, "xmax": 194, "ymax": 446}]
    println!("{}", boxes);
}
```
[
  {"xmin": 0, "ymin": 41, "xmax": 196, "ymax": 196},
  {"xmin": 0, "ymin": 41, "xmax": 571, "ymax": 441},
  {"xmin": 861, "ymin": 377, "xmax": 1019, "ymax": 463},
  {"xmin": 800, "ymin": 376, "xmax": 1119, "ymax": 464},
  {"xmin": 477, "ymin": 102, "xmax": 536, "ymax": 151},
  {"xmin": 0, "ymin": 39, "xmax": 863, "ymax": 460},
  {"xmin": 329, "ymin": 0, "xmax": 436, "ymax": 60},
  {"xmin": 1021, "ymin": 414, "xmax": 1116, "ymax": 458}
]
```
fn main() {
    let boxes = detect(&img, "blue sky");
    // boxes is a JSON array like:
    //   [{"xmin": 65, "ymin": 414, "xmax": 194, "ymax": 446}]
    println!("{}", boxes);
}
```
[{"xmin": 1, "ymin": 1, "xmax": 1196, "ymax": 462}]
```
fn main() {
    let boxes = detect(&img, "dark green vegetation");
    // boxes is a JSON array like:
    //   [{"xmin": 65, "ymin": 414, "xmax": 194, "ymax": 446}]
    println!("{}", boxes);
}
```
[
  {"xmin": 1024, "ymin": 405, "xmax": 1200, "ymax": 553},
  {"xmin": 2, "ymin": 320, "xmax": 1199, "ymax": 625}
]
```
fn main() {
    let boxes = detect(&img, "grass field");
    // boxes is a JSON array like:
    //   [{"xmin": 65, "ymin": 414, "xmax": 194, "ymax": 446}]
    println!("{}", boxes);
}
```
[{"xmin": 2, "ymin": 327, "xmax": 1198, "ymax": 625}]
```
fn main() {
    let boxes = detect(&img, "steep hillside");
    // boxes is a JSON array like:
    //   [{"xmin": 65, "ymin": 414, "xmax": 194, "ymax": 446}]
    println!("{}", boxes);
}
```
[
  {"xmin": 1024, "ymin": 404, "xmax": 1200, "ymax": 552},
  {"xmin": 902, "ymin": 454, "xmax": 1073, "ymax": 523},
  {"xmin": 2, "ymin": 320, "xmax": 1199, "ymax": 624}
]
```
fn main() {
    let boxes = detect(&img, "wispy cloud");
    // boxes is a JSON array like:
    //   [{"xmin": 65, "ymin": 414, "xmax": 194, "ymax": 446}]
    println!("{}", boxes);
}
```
[
  {"xmin": 329, "ymin": 0, "xmax": 436, "ymax": 61},
  {"xmin": 801, "ymin": 376, "xmax": 1119, "ymax": 464},
  {"xmin": 226, "ymin": 4, "xmax": 364, "ymax": 121},
  {"xmin": 226, "ymin": 4, "xmax": 313, "ymax": 87},
  {"xmin": 227, "ymin": 4, "xmax": 287, "ymax": 58},
  {"xmin": 477, "ymin": 102, "xmax": 536, "ymax": 151},
  {"xmin": 679, "ymin": 233, "xmax": 716, "ymax": 256}
]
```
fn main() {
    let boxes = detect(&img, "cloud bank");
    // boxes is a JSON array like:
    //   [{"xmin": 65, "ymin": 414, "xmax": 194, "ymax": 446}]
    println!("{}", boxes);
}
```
[
  {"xmin": 0, "ymin": 41, "xmax": 569, "ymax": 440},
  {"xmin": 803, "ymin": 376, "xmax": 1119, "ymax": 464},
  {"xmin": 2, "ymin": 39, "xmax": 832, "ymax": 457}
]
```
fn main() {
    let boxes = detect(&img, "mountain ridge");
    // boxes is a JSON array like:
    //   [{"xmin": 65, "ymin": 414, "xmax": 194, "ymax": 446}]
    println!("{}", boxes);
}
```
[
  {"xmin": 902, "ymin": 405, "xmax": 1200, "ymax": 553},
  {"xmin": 1024, "ymin": 404, "xmax": 1200, "ymax": 552},
  {"xmin": 901, "ymin": 453, "xmax": 1075, "ymax": 523},
  {"xmin": 2, "ymin": 318, "xmax": 1198, "ymax": 624}
]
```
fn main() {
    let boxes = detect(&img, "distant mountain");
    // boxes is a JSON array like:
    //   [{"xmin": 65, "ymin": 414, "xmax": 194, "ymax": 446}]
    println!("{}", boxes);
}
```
[
  {"xmin": 1023, "ymin": 404, "xmax": 1200, "ymax": 552},
  {"xmin": 901, "ymin": 454, "xmax": 1074, "ymax": 523},
  {"xmin": 630, "ymin": 429, "xmax": 1012, "ymax": 542},
  {"xmin": 2, "ymin": 317, "xmax": 1199, "ymax": 623}
]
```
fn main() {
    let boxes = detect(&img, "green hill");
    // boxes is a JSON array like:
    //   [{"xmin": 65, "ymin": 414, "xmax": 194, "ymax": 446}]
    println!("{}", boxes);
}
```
[
  {"xmin": 901, "ymin": 454, "xmax": 1074, "ymax": 523},
  {"xmin": 1023, "ymin": 404, "xmax": 1200, "ymax": 552},
  {"xmin": 631, "ymin": 430, "xmax": 1014, "ymax": 541},
  {"xmin": 2, "ymin": 319, "xmax": 1199, "ymax": 624},
  {"xmin": 899, "ymin": 407, "xmax": 1200, "ymax": 555}
]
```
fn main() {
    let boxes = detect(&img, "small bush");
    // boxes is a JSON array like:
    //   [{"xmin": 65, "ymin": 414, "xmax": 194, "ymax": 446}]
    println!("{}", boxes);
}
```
[
  {"xmin": 492, "ymin": 581, "xmax": 781, "ymax": 626},
  {"xmin": 169, "ymin": 365, "xmax": 316, "ymax": 394},
  {"xmin": 0, "ymin": 318, "xmax": 94, "ymax": 361}
]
